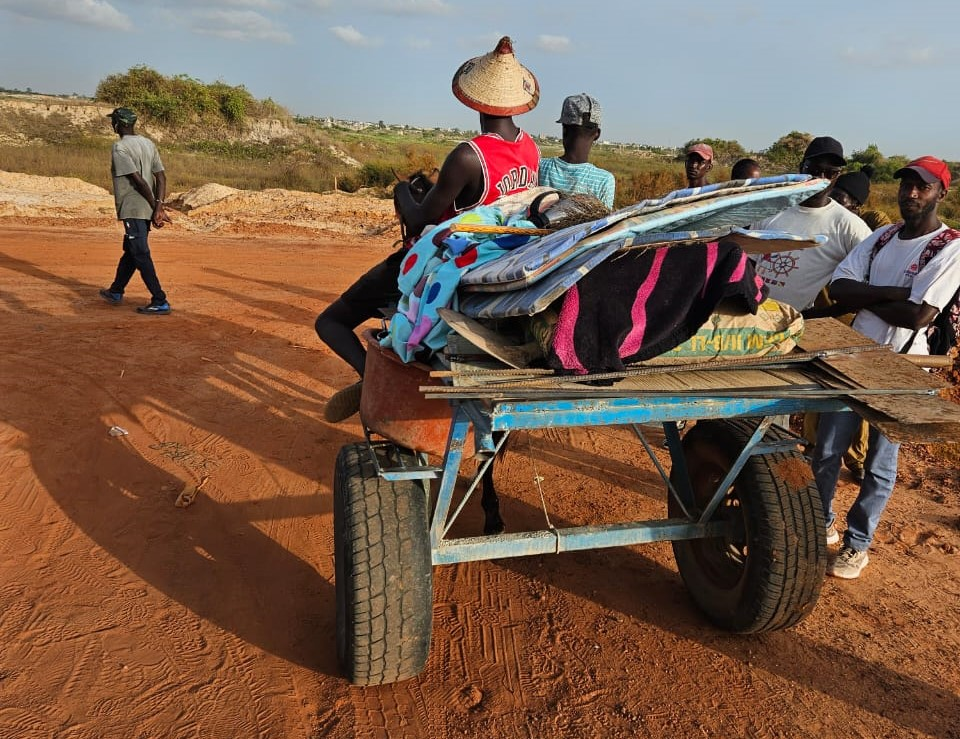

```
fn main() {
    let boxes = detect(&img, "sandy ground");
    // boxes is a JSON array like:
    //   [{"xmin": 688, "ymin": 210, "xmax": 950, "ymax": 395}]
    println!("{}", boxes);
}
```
[{"xmin": 1, "ymin": 177, "xmax": 960, "ymax": 738}]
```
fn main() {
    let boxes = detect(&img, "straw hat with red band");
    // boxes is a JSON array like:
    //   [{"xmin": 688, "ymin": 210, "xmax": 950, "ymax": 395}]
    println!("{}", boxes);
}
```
[{"xmin": 452, "ymin": 36, "xmax": 539, "ymax": 116}]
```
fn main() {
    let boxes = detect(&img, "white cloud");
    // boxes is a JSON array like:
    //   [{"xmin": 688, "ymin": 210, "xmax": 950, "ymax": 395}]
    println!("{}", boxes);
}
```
[
  {"xmin": 841, "ymin": 45, "xmax": 939, "ymax": 68},
  {"xmin": 195, "ymin": 0, "xmax": 282, "ymax": 7},
  {"xmin": 330, "ymin": 25, "xmax": 381, "ymax": 46},
  {"xmin": 536, "ymin": 35, "xmax": 571, "ymax": 53},
  {"xmin": 292, "ymin": 0, "xmax": 333, "ymax": 8},
  {"xmin": 0, "ymin": 0, "xmax": 131, "ymax": 30},
  {"xmin": 375, "ymin": 0, "xmax": 451, "ymax": 15},
  {"xmin": 149, "ymin": 0, "xmax": 283, "ymax": 7},
  {"xmin": 189, "ymin": 9, "xmax": 293, "ymax": 43}
]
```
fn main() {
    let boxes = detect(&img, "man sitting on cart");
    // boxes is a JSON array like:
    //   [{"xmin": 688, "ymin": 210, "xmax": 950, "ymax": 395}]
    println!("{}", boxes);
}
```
[{"xmin": 316, "ymin": 36, "xmax": 542, "ymax": 423}]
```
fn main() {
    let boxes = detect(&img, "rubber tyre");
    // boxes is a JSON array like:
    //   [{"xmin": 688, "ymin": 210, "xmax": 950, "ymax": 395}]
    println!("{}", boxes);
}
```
[
  {"xmin": 334, "ymin": 443, "xmax": 433, "ymax": 685},
  {"xmin": 669, "ymin": 419, "xmax": 826, "ymax": 633}
]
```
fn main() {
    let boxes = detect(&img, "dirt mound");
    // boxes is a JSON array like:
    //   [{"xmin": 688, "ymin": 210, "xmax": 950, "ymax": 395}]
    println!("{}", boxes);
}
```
[
  {"xmin": 0, "ymin": 170, "xmax": 114, "ymax": 218},
  {"xmin": 169, "ymin": 183, "xmax": 240, "ymax": 212},
  {"xmin": 0, "ymin": 170, "xmax": 399, "ymax": 239}
]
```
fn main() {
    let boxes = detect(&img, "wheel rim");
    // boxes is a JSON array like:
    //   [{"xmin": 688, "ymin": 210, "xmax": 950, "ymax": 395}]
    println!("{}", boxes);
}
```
[{"xmin": 687, "ymin": 452, "xmax": 749, "ymax": 591}]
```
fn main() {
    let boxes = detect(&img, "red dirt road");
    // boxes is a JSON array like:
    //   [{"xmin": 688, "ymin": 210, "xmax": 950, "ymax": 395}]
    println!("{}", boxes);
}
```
[{"xmin": 1, "ymin": 223, "xmax": 958, "ymax": 738}]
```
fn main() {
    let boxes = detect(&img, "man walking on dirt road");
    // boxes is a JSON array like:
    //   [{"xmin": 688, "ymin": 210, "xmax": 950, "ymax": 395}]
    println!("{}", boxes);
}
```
[
  {"xmin": 99, "ymin": 107, "xmax": 171, "ymax": 315},
  {"xmin": 316, "ymin": 36, "xmax": 541, "ymax": 423},
  {"xmin": 814, "ymin": 156, "xmax": 960, "ymax": 579}
]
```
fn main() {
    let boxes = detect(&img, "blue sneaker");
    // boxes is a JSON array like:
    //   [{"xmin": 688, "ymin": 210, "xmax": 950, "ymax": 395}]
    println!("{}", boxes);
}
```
[
  {"xmin": 136, "ymin": 301, "xmax": 171, "ymax": 315},
  {"xmin": 99, "ymin": 288, "xmax": 122, "ymax": 305}
]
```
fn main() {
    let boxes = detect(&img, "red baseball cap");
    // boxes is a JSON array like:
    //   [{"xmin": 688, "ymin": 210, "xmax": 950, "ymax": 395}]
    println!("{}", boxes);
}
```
[
  {"xmin": 686, "ymin": 143, "xmax": 714, "ymax": 162},
  {"xmin": 895, "ymin": 156, "xmax": 951, "ymax": 190}
]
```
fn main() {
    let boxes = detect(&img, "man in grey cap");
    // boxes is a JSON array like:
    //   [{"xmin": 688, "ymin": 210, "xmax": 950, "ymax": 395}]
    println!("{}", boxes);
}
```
[
  {"xmin": 538, "ymin": 93, "xmax": 615, "ymax": 208},
  {"xmin": 99, "ymin": 107, "xmax": 171, "ymax": 314}
]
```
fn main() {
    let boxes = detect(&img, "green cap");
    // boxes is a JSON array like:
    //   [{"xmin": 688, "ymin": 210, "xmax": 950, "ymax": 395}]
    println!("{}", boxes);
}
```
[{"xmin": 107, "ymin": 107, "xmax": 137, "ymax": 126}]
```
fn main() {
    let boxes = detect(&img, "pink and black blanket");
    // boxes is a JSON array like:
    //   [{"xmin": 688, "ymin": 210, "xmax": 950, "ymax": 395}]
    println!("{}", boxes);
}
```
[{"xmin": 548, "ymin": 240, "xmax": 766, "ymax": 374}]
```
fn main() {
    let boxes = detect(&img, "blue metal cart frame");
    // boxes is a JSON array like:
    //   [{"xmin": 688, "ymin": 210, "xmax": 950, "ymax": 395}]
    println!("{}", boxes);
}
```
[
  {"xmin": 334, "ymin": 387, "xmax": 850, "ymax": 685},
  {"xmin": 418, "ymin": 394, "xmax": 844, "ymax": 564}
]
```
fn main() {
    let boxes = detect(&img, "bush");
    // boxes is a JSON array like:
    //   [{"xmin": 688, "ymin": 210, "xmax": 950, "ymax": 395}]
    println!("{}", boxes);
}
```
[
  {"xmin": 94, "ymin": 65, "xmax": 281, "ymax": 128},
  {"xmin": 763, "ymin": 131, "xmax": 812, "ymax": 169}
]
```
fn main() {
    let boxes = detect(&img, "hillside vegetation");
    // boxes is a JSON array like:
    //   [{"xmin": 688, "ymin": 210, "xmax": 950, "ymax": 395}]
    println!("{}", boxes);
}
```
[{"xmin": 1, "ymin": 67, "xmax": 958, "ymax": 225}]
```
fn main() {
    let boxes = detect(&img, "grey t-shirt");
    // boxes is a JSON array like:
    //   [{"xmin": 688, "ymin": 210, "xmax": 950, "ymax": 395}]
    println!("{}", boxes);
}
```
[{"xmin": 111, "ymin": 134, "xmax": 164, "ymax": 220}]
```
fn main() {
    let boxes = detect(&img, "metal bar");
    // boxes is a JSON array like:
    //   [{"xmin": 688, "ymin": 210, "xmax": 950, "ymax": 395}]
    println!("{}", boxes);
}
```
[
  {"xmin": 363, "ymin": 435, "xmax": 444, "ymax": 480},
  {"xmin": 430, "ymin": 407, "xmax": 471, "ymax": 550},
  {"xmin": 440, "ymin": 431, "xmax": 511, "ymax": 540},
  {"xmin": 422, "ymin": 385, "xmax": 933, "ymax": 400},
  {"xmin": 698, "ymin": 417, "xmax": 773, "ymax": 523},
  {"xmin": 630, "ymin": 423, "xmax": 693, "ymax": 518},
  {"xmin": 432, "ymin": 519, "xmax": 731, "ymax": 565},
  {"xmin": 488, "ymin": 396, "xmax": 848, "ymax": 432},
  {"xmin": 382, "ymin": 469, "xmax": 444, "ymax": 481}
]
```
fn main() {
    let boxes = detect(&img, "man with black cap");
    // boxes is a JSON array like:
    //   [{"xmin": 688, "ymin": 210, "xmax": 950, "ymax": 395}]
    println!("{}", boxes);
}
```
[
  {"xmin": 753, "ymin": 136, "xmax": 872, "ymax": 311},
  {"xmin": 813, "ymin": 155, "xmax": 960, "ymax": 579},
  {"xmin": 99, "ymin": 107, "xmax": 171, "ymax": 314},
  {"xmin": 317, "ymin": 36, "xmax": 541, "ymax": 422},
  {"xmin": 539, "ymin": 93, "xmax": 615, "ymax": 208},
  {"xmin": 832, "ymin": 168, "xmax": 892, "ymax": 231}
]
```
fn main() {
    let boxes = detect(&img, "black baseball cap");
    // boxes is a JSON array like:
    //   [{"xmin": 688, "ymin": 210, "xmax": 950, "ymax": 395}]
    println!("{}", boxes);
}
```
[
  {"xmin": 834, "ymin": 171, "xmax": 870, "ymax": 205},
  {"xmin": 803, "ymin": 136, "xmax": 846, "ymax": 166}
]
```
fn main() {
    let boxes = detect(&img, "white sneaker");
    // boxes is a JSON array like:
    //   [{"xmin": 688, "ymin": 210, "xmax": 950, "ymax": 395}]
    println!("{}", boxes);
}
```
[
  {"xmin": 829, "ymin": 545, "xmax": 869, "ymax": 579},
  {"xmin": 826, "ymin": 523, "xmax": 840, "ymax": 546}
]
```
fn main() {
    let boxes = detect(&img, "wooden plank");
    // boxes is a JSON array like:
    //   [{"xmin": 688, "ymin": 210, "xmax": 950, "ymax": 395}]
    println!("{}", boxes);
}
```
[
  {"xmin": 721, "ymin": 233, "xmax": 824, "ymax": 254},
  {"xmin": 846, "ymin": 395, "xmax": 960, "ymax": 444},
  {"xmin": 798, "ymin": 318, "xmax": 947, "ymax": 391},
  {"xmin": 439, "ymin": 308, "xmax": 541, "ymax": 369}
]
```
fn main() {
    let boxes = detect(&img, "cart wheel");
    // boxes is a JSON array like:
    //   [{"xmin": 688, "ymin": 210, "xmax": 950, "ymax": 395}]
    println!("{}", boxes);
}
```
[
  {"xmin": 669, "ymin": 419, "xmax": 826, "ymax": 633},
  {"xmin": 334, "ymin": 443, "xmax": 432, "ymax": 685}
]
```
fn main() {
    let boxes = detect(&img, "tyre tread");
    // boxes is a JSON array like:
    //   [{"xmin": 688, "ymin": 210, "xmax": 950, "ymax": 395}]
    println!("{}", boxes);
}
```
[{"xmin": 334, "ymin": 443, "xmax": 432, "ymax": 685}]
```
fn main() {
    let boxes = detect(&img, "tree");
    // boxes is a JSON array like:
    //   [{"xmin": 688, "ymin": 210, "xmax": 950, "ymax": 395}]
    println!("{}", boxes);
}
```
[
  {"xmin": 847, "ymin": 144, "xmax": 907, "ymax": 183},
  {"xmin": 763, "ymin": 131, "xmax": 812, "ymax": 169}
]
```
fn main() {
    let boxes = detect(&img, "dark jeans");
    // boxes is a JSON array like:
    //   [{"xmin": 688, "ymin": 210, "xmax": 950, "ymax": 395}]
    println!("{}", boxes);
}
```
[
  {"xmin": 314, "ymin": 249, "xmax": 404, "ymax": 376},
  {"xmin": 109, "ymin": 219, "xmax": 167, "ymax": 304}
]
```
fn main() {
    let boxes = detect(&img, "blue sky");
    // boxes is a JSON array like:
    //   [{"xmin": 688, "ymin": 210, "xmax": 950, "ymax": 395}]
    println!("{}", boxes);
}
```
[{"xmin": 2, "ymin": 0, "xmax": 959, "ymax": 159}]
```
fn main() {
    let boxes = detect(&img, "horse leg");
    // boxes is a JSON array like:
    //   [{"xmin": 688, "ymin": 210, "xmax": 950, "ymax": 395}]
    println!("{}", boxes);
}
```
[{"xmin": 480, "ymin": 431, "xmax": 506, "ymax": 535}]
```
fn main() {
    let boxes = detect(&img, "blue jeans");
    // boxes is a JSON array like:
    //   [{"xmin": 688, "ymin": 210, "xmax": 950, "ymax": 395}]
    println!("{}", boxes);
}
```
[
  {"xmin": 109, "ymin": 219, "xmax": 167, "ymax": 304},
  {"xmin": 811, "ymin": 410, "xmax": 900, "ymax": 552}
]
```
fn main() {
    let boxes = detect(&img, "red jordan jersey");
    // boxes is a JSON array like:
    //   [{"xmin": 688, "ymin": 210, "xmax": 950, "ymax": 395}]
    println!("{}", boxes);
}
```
[{"xmin": 446, "ymin": 131, "xmax": 539, "ymax": 218}]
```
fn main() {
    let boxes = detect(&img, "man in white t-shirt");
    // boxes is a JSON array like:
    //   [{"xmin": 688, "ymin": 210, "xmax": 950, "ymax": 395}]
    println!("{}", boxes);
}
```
[
  {"xmin": 753, "ymin": 136, "xmax": 873, "ymax": 311},
  {"xmin": 813, "ymin": 155, "xmax": 960, "ymax": 579}
]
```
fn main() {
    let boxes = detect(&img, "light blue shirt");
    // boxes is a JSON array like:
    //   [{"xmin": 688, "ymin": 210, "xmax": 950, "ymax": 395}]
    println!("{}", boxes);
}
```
[{"xmin": 538, "ymin": 157, "xmax": 616, "ymax": 209}]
